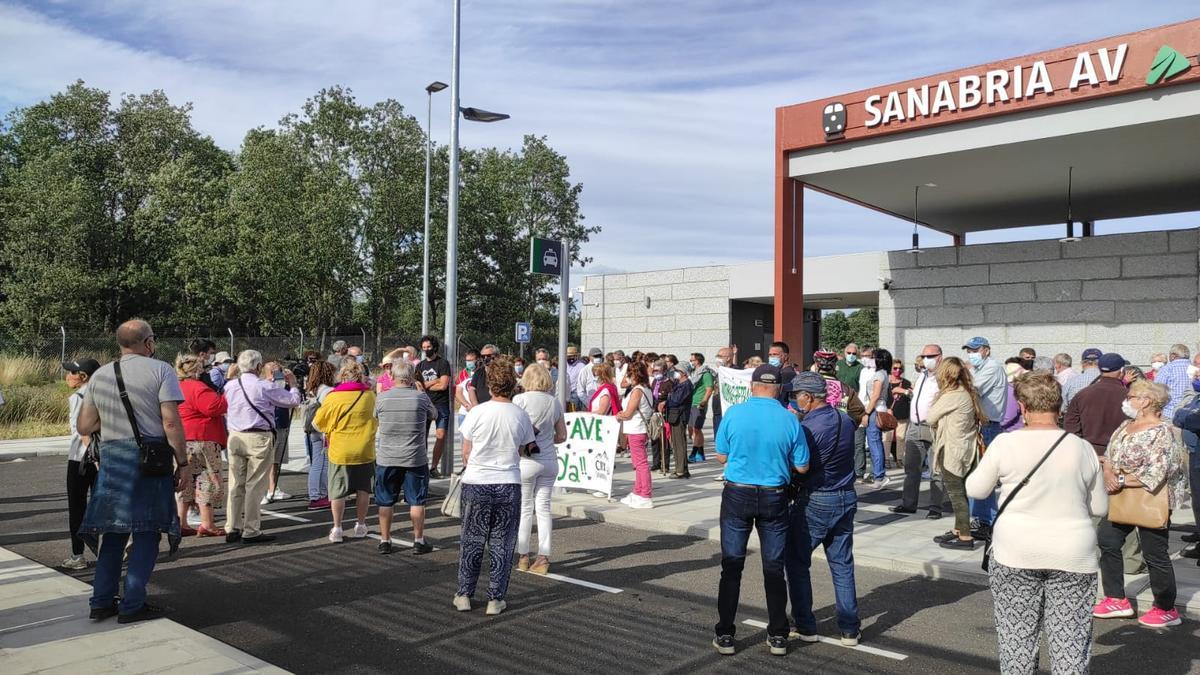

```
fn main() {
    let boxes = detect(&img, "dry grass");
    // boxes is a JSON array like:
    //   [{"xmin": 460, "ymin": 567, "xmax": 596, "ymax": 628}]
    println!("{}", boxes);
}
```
[
  {"xmin": 0, "ymin": 356, "xmax": 80, "ymax": 439},
  {"xmin": 0, "ymin": 418, "xmax": 68, "ymax": 440}
]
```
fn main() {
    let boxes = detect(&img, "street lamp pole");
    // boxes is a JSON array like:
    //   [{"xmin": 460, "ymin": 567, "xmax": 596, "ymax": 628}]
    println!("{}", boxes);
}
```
[
  {"xmin": 421, "ymin": 81, "xmax": 447, "ymax": 338},
  {"xmin": 442, "ymin": 0, "xmax": 464, "ymax": 477}
]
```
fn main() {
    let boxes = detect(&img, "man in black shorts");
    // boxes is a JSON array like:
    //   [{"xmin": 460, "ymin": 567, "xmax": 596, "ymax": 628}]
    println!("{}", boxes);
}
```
[
  {"xmin": 417, "ymin": 335, "xmax": 453, "ymax": 478},
  {"xmin": 374, "ymin": 361, "xmax": 436, "ymax": 554}
]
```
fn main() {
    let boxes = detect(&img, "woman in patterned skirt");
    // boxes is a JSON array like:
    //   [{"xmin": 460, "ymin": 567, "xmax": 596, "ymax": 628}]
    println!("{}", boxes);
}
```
[
  {"xmin": 453, "ymin": 356, "xmax": 535, "ymax": 616},
  {"xmin": 175, "ymin": 353, "xmax": 229, "ymax": 537},
  {"xmin": 967, "ymin": 372, "xmax": 1108, "ymax": 674}
]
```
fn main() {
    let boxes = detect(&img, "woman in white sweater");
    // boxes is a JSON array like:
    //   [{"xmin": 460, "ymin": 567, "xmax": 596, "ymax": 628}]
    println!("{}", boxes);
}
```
[{"xmin": 966, "ymin": 371, "xmax": 1107, "ymax": 675}]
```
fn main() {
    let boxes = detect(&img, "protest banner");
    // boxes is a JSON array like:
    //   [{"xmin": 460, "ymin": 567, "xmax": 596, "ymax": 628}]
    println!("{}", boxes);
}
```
[
  {"xmin": 554, "ymin": 413, "xmax": 620, "ymax": 496},
  {"xmin": 716, "ymin": 366, "xmax": 753, "ymax": 410}
]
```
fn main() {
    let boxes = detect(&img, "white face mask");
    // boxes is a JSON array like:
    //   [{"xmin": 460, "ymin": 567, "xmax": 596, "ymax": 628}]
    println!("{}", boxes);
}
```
[
  {"xmin": 1121, "ymin": 400, "xmax": 1139, "ymax": 419},
  {"xmin": 537, "ymin": 359, "xmax": 549, "ymax": 367},
  {"xmin": 922, "ymin": 357, "xmax": 938, "ymax": 371},
  {"xmin": 1188, "ymin": 365, "xmax": 1200, "ymax": 380},
  {"xmin": 862, "ymin": 357, "xmax": 876, "ymax": 369},
  {"xmin": 1151, "ymin": 361, "xmax": 1165, "ymax": 371}
]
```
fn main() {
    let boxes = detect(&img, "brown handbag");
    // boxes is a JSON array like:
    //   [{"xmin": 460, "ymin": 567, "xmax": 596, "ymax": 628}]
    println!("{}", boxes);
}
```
[
  {"xmin": 1108, "ymin": 475, "xmax": 1170, "ymax": 529},
  {"xmin": 875, "ymin": 409, "xmax": 898, "ymax": 431}
]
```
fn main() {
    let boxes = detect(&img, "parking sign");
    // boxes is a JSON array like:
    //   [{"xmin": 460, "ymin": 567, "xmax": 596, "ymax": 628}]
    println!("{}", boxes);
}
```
[{"xmin": 515, "ymin": 322, "xmax": 532, "ymax": 344}]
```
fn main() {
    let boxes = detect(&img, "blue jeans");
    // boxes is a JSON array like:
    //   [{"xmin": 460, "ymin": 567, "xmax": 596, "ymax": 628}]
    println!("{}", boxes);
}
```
[
  {"xmin": 91, "ymin": 531, "xmax": 160, "ymax": 614},
  {"xmin": 715, "ymin": 484, "xmax": 790, "ymax": 638},
  {"xmin": 306, "ymin": 431, "xmax": 329, "ymax": 500},
  {"xmin": 1191, "ymin": 449, "xmax": 1200, "ymax": 531},
  {"xmin": 866, "ymin": 412, "xmax": 886, "ymax": 480},
  {"xmin": 786, "ymin": 489, "xmax": 861, "ymax": 635},
  {"xmin": 969, "ymin": 421, "xmax": 1002, "ymax": 525}
]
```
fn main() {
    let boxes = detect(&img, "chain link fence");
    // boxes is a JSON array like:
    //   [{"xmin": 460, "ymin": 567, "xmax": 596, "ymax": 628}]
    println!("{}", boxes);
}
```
[{"xmin": 3, "ymin": 330, "xmax": 486, "ymax": 370}]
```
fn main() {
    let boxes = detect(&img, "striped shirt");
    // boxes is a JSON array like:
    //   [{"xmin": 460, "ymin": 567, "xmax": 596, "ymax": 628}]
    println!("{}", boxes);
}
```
[
  {"xmin": 1158, "ymin": 358, "xmax": 1193, "ymax": 418},
  {"xmin": 373, "ymin": 386, "xmax": 435, "ymax": 467}
]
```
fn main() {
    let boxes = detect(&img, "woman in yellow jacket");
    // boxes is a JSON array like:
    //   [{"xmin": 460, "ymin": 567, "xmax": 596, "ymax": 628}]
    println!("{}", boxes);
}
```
[{"xmin": 314, "ymin": 359, "xmax": 378, "ymax": 543}]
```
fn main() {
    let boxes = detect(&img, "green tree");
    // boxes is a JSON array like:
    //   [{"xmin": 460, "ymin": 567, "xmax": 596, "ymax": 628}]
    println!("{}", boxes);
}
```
[
  {"xmin": 820, "ymin": 310, "xmax": 851, "ymax": 351},
  {"xmin": 846, "ymin": 307, "xmax": 880, "ymax": 349}
]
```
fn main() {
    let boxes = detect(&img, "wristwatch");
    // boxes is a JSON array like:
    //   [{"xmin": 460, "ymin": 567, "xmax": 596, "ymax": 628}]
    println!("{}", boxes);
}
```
[{"xmin": 1117, "ymin": 474, "xmax": 1125, "ymax": 488}]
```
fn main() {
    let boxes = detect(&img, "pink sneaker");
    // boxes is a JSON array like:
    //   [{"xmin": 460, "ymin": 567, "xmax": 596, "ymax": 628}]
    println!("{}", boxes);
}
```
[
  {"xmin": 1092, "ymin": 597, "xmax": 1134, "ymax": 619},
  {"xmin": 1138, "ymin": 607, "xmax": 1182, "ymax": 628}
]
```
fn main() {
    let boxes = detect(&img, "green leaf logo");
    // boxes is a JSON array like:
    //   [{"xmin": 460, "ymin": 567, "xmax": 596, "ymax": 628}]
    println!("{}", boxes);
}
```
[{"xmin": 1147, "ymin": 45, "xmax": 1192, "ymax": 85}]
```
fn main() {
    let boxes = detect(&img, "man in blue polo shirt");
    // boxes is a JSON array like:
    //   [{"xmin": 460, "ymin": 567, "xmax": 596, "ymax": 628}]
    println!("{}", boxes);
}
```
[
  {"xmin": 712, "ymin": 364, "xmax": 809, "ymax": 657},
  {"xmin": 785, "ymin": 372, "xmax": 862, "ymax": 646}
]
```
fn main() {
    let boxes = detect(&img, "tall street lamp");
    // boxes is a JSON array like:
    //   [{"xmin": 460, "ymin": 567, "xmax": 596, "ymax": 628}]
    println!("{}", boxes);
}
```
[
  {"xmin": 421, "ymin": 80, "xmax": 448, "ymax": 338},
  {"xmin": 442, "ymin": 0, "xmax": 509, "ymax": 477}
]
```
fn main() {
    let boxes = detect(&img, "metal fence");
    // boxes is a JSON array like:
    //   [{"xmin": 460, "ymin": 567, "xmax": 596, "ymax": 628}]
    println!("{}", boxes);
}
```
[{"xmin": 4, "ymin": 330, "xmax": 484, "ymax": 369}]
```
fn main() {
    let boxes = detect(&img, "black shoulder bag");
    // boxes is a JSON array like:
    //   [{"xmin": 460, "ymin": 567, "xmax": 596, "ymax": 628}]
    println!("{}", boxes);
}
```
[
  {"xmin": 981, "ymin": 431, "xmax": 1070, "ymax": 572},
  {"xmin": 113, "ymin": 360, "xmax": 176, "ymax": 477}
]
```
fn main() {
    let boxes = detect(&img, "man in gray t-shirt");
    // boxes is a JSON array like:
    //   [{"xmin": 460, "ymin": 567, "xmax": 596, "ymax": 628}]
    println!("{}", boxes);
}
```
[
  {"xmin": 84, "ymin": 354, "xmax": 185, "ymax": 441},
  {"xmin": 371, "ymin": 362, "xmax": 436, "ymax": 554}
]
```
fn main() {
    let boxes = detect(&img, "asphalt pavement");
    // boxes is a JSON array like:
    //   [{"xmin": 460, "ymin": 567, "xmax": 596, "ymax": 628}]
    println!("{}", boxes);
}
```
[{"xmin": 3, "ymin": 455, "xmax": 1200, "ymax": 674}]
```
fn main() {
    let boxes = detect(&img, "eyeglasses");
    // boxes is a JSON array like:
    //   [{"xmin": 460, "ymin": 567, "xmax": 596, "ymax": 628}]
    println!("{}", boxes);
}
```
[{"xmin": 919, "ymin": 354, "xmax": 940, "ymax": 359}]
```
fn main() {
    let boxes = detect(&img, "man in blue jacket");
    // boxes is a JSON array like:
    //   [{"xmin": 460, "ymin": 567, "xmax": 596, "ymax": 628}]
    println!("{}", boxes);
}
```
[{"xmin": 712, "ymin": 365, "xmax": 809, "ymax": 657}]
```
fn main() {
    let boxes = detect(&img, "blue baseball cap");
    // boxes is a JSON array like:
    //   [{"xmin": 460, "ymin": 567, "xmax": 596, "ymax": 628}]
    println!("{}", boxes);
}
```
[
  {"xmin": 963, "ymin": 337, "xmax": 990, "ymax": 350},
  {"xmin": 1081, "ymin": 348, "xmax": 1103, "ymax": 361},
  {"xmin": 1098, "ymin": 353, "xmax": 1126, "ymax": 373}
]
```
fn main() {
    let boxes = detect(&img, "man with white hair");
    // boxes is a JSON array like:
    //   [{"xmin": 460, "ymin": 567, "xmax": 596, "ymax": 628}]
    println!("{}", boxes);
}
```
[
  {"xmin": 1053, "ymin": 353, "xmax": 1075, "ymax": 388},
  {"xmin": 1158, "ymin": 344, "xmax": 1195, "ymax": 417},
  {"xmin": 328, "ymin": 340, "xmax": 349, "ymax": 366},
  {"xmin": 374, "ymin": 361, "xmax": 436, "ymax": 555},
  {"xmin": 223, "ymin": 349, "xmax": 302, "ymax": 544}
]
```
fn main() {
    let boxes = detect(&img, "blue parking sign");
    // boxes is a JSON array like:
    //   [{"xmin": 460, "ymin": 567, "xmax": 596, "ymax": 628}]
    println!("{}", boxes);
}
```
[{"xmin": 515, "ymin": 322, "xmax": 532, "ymax": 344}]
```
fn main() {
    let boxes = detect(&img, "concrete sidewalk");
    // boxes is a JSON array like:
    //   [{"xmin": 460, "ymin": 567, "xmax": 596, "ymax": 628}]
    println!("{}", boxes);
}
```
[
  {"xmin": 0, "ymin": 546, "xmax": 286, "ymax": 674},
  {"xmin": 551, "ymin": 454, "xmax": 1200, "ymax": 614}
]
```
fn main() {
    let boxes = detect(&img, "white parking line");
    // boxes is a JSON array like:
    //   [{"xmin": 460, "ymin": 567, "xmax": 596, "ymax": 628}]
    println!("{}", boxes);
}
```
[
  {"xmin": 365, "ymin": 532, "xmax": 437, "ymax": 550},
  {"xmin": 0, "ymin": 615, "xmax": 75, "ymax": 634},
  {"xmin": 742, "ymin": 620, "xmax": 908, "ymax": 661},
  {"xmin": 260, "ymin": 509, "xmax": 312, "ymax": 523},
  {"xmin": 517, "ymin": 569, "xmax": 623, "ymax": 594}
]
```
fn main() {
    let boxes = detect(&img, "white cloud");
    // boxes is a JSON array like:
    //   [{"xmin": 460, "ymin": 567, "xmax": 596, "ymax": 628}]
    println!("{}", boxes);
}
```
[{"xmin": 1, "ymin": 0, "xmax": 1197, "ymax": 273}]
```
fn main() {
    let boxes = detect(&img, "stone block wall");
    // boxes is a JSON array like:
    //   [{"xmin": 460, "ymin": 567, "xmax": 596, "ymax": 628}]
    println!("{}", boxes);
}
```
[
  {"xmin": 879, "ymin": 229, "xmax": 1200, "ymax": 366},
  {"xmin": 581, "ymin": 265, "xmax": 730, "ymax": 358}
]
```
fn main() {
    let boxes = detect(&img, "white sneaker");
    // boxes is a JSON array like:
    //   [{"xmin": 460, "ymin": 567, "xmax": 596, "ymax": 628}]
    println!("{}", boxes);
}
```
[
  {"xmin": 875, "ymin": 476, "xmax": 891, "ymax": 489},
  {"xmin": 486, "ymin": 599, "xmax": 507, "ymax": 615},
  {"xmin": 593, "ymin": 491, "xmax": 609, "ymax": 499},
  {"xmin": 630, "ymin": 496, "xmax": 654, "ymax": 509},
  {"xmin": 713, "ymin": 472, "xmax": 725, "ymax": 482},
  {"xmin": 273, "ymin": 489, "xmax": 292, "ymax": 500},
  {"xmin": 352, "ymin": 522, "xmax": 369, "ymax": 538},
  {"xmin": 453, "ymin": 595, "xmax": 472, "ymax": 612},
  {"xmin": 60, "ymin": 555, "xmax": 87, "ymax": 570},
  {"xmin": 260, "ymin": 491, "xmax": 275, "ymax": 505},
  {"xmin": 619, "ymin": 494, "xmax": 634, "ymax": 506},
  {"xmin": 328, "ymin": 527, "xmax": 344, "ymax": 543}
]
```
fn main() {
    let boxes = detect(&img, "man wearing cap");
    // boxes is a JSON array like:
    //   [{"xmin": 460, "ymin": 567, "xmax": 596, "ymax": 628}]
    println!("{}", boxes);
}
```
[
  {"xmin": 962, "ymin": 337, "xmax": 1006, "ymax": 531},
  {"xmin": 1062, "ymin": 348, "xmax": 1103, "ymax": 410},
  {"xmin": 892, "ymin": 344, "xmax": 946, "ymax": 518},
  {"xmin": 209, "ymin": 351, "xmax": 234, "ymax": 392},
  {"xmin": 580, "ymin": 347, "xmax": 605, "ymax": 403},
  {"xmin": 712, "ymin": 365, "xmax": 809, "ymax": 657},
  {"xmin": 61, "ymin": 357, "xmax": 102, "ymax": 570},
  {"xmin": 1063, "ymin": 353, "xmax": 1129, "ymax": 456},
  {"xmin": 786, "ymin": 371, "xmax": 862, "ymax": 646}
]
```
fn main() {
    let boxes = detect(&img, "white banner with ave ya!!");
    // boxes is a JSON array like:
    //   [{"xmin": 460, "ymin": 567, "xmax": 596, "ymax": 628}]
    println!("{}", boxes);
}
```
[
  {"xmin": 553, "ymin": 413, "xmax": 620, "ymax": 496},
  {"xmin": 716, "ymin": 366, "xmax": 754, "ymax": 410}
]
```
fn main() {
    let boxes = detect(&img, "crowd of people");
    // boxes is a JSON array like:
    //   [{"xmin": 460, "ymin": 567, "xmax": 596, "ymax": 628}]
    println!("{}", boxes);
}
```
[{"xmin": 44, "ymin": 319, "xmax": 1200, "ymax": 670}]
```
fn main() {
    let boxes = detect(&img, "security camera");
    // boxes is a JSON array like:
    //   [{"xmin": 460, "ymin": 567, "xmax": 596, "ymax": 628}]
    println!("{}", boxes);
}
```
[{"xmin": 878, "ymin": 276, "xmax": 893, "ymax": 291}]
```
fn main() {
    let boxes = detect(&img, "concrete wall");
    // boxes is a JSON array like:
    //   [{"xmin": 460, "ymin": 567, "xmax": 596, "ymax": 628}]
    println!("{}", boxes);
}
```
[
  {"xmin": 581, "ymin": 266, "xmax": 730, "ymax": 358},
  {"xmin": 879, "ymin": 229, "xmax": 1200, "ymax": 365}
]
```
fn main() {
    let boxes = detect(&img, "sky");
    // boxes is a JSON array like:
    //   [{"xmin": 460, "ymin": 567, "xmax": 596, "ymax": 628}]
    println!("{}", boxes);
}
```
[{"xmin": 1, "ymin": 1, "xmax": 1197, "ymax": 278}]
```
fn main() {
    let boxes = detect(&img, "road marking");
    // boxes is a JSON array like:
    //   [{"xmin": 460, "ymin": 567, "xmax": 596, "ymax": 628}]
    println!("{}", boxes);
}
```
[
  {"xmin": 0, "ymin": 615, "xmax": 75, "ymax": 634},
  {"xmin": 260, "ymin": 509, "xmax": 312, "ymax": 523},
  {"xmin": 742, "ymin": 620, "xmax": 907, "ymax": 661},
  {"xmin": 365, "ymin": 532, "xmax": 438, "ymax": 551},
  {"xmin": 518, "ymin": 569, "xmax": 623, "ymax": 594}
]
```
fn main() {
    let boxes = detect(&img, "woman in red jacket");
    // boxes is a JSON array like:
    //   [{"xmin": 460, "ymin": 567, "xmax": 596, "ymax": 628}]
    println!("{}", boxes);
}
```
[{"xmin": 175, "ymin": 353, "xmax": 229, "ymax": 537}]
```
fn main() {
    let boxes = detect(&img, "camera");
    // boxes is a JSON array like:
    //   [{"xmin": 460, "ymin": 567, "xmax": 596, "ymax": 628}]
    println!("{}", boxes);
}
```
[{"xmin": 520, "ymin": 441, "xmax": 541, "ymax": 458}]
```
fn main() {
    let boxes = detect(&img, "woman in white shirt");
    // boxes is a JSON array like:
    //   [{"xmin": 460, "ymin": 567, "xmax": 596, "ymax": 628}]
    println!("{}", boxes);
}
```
[
  {"xmin": 454, "ymin": 357, "xmax": 535, "ymax": 617},
  {"xmin": 615, "ymin": 362, "xmax": 656, "ymax": 509},
  {"xmin": 966, "ymin": 372, "xmax": 1107, "ymax": 675},
  {"xmin": 62, "ymin": 358, "xmax": 101, "ymax": 570},
  {"xmin": 513, "ymin": 364, "xmax": 567, "ymax": 575}
]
